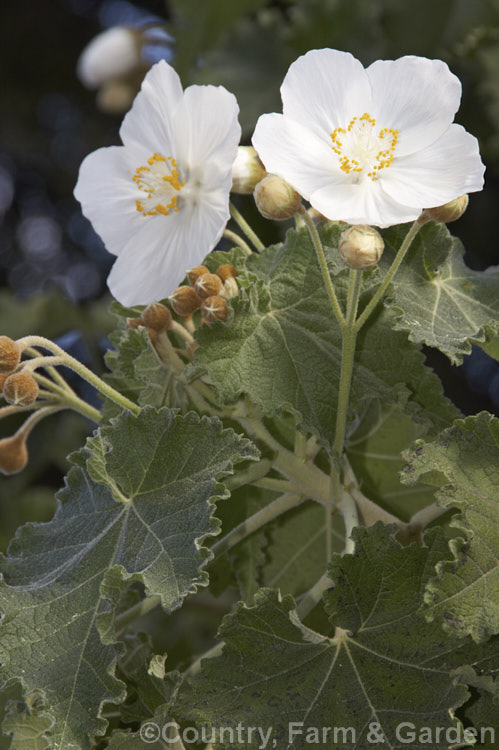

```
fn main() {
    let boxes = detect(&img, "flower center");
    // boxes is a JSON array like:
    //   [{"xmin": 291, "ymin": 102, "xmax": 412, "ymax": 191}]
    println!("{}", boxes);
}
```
[
  {"xmin": 133, "ymin": 153, "xmax": 185, "ymax": 217},
  {"xmin": 330, "ymin": 113, "xmax": 399, "ymax": 182}
]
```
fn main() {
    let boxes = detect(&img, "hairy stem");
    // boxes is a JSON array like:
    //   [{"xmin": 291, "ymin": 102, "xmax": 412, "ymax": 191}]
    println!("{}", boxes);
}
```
[
  {"xmin": 229, "ymin": 201, "xmax": 265, "ymax": 252},
  {"xmin": 354, "ymin": 218, "xmax": 424, "ymax": 332},
  {"xmin": 223, "ymin": 228, "xmax": 252, "ymax": 256},
  {"xmin": 300, "ymin": 208, "xmax": 345, "ymax": 327},
  {"xmin": 212, "ymin": 492, "xmax": 302, "ymax": 558}
]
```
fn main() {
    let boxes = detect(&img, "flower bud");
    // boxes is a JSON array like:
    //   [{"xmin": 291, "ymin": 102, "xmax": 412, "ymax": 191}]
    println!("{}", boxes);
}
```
[
  {"xmin": 0, "ymin": 336, "xmax": 21, "ymax": 374},
  {"xmin": 141, "ymin": 302, "xmax": 172, "ymax": 332},
  {"xmin": 231, "ymin": 146, "xmax": 267, "ymax": 194},
  {"xmin": 216, "ymin": 264, "xmax": 238, "ymax": 282},
  {"xmin": 422, "ymin": 194, "xmax": 469, "ymax": 224},
  {"xmin": 194, "ymin": 273, "xmax": 223, "ymax": 300},
  {"xmin": 3, "ymin": 372, "xmax": 40, "ymax": 406},
  {"xmin": 96, "ymin": 80, "xmax": 136, "ymax": 115},
  {"xmin": 0, "ymin": 433, "xmax": 28, "ymax": 475},
  {"xmin": 77, "ymin": 27, "xmax": 141, "ymax": 89},
  {"xmin": 170, "ymin": 286, "xmax": 202, "ymax": 317},
  {"xmin": 222, "ymin": 278, "xmax": 239, "ymax": 300},
  {"xmin": 338, "ymin": 225, "xmax": 384, "ymax": 270},
  {"xmin": 187, "ymin": 265, "xmax": 210, "ymax": 286},
  {"xmin": 254, "ymin": 174, "xmax": 302, "ymax": 220},
  {"xmin": 127, "ymin": 317, "xmax": 143, "ymax": 330},
  {"xmin": 201, "ymin": 296, "xmax": 229, "ymax": 323}
]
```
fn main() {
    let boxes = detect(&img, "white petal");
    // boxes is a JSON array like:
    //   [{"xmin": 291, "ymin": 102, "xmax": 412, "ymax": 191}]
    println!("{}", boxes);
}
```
[
  {"xmin": 119, "ymin": 60, "xmax": 183, "ymax": 156},
  {"xmin": 367, "ymin": 56, "xmax": 462, "ymax": 156},
  {"xmin": 381, "ymin": 124, "xmax": 485, "ymax": 208},
  {"xmin": 281, "ymin": 49, "xmax": 373, "ymax": 141},
  {"xmin": 107, "ymin": 190, "xmax": 229, "ymax": 306},
  {"xmin": 252, "ymin": 113, "xmax": 342, "ymax": 200},
  {"xmin": 74, "ymin": 145, "xmax": 143, "ymax": 257},
  {"xmin": 174, "ymin": 85, "xmax": 241, "ymax": 185},
  {"xmin": 310, "ymin": 181, "xmax": 421, "ymax": 228}
]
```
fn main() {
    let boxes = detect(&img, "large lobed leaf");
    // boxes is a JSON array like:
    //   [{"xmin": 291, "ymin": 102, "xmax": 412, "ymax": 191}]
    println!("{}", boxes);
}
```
[
  {"xmin": 175, "ymin": 524, "xmax": 493, "ymax": 749},
  {"xmin": 402, "ymin": 412, "xmax": 499, "ymax": 643},
  {"xmin": 382, "ymin": 221, "xmax": 499, "ymax": 364},
  {"xmin": 0, "ymin": 407, "xmax": 257, "ymax": 750},
  {"xmin": 195, "ymin": 224, "xmax": 457, "ymax": 447}
]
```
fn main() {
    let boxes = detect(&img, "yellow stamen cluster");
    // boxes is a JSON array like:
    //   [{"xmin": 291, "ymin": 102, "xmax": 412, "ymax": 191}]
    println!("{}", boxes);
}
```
[
  {"xmin": 331, "ymin": 113, "xmax": 399, "ymax": 181},
  {"xmin": 133, "ymin": 153, "xmax": 185, "ymax": 217}
]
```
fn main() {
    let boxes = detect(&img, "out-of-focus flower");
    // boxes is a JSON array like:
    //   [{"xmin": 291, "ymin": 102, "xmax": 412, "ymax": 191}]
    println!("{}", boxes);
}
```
[
  {"xmin": 74, "ymin": 61, "xmax": 240, "ymax": 306},
  {"xmin": 252, "ymin": 49, "xmax": 485, "ymax": 227},
  {"xmin": 77, "ymin": 26, "xmax": 141, "ymax": 89}
]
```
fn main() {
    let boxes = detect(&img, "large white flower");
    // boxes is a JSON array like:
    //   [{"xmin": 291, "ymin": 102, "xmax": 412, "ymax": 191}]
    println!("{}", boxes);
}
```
[
  {"xmin": 252, "ymin": 50, "xmax": 485, "ymax": 227},
  {"xmin": 74, "ymin": 60, "xmax": 240, "ymax": 306}
]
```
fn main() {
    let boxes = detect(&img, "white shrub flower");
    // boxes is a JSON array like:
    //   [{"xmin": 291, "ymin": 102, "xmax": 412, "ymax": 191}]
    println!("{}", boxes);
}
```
[
  {"xmin": 77, "ymin": 27, "xmax": 141, "ymax": 89},
  {"xmin": 252, "ymin": 49, "xmax": 485, "ymax": 227},
  {"xmin": 74, "ymin": 60, "xmax": 241, "ymax": 306}
]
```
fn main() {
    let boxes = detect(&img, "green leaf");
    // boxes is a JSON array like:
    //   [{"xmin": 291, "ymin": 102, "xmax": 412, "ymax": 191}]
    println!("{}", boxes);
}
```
[
  {"xmin": 2, "ymin": 692, "xmax": 53, "ymax": 750},
  {"xmin": 402, "ymin": 412, "xmax": 499, "ymax": 643},
  {"xmin": 105, "ymin": 706, "xmax": 175, "ymax": 749},
  {"xmin": 195, "ymin": 223, "xmax": 458, "ymax": 445},
  {"xmin": 454, "ymin": 666, "xmax": 499, "ymax": 748},
  {"xmin": 0, "ymin": 407, "xmax": 257, "ymax": 749},
  {"xmin": 174, "ymin": 525, "xmax": 478, "ymax": 749},
  {"xmin": 381, "ymin": 222, "xmax": 499, "ymax": 364}
]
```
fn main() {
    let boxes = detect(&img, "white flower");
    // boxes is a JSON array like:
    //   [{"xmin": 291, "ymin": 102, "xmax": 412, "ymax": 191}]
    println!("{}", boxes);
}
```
[
  {"xmin": 74, "ymin": 60, "xmax": 241, "ymax": 306},
  {"xmin": 77, "ymin": 27, "xmax": 140, "ymax": 89},
  {"xmin": 252, "ymin": 49, "xmax": 485, "ymax": 228}
]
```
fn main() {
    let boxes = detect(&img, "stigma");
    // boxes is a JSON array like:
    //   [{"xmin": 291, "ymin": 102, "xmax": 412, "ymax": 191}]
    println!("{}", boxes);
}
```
[
  {"xmin": 331, "ymin": 113, "xmax": 399, "ymax": 182},
  {"xmin": 133, "ymin": 153, "xmax": 185, "ymax": 217}
]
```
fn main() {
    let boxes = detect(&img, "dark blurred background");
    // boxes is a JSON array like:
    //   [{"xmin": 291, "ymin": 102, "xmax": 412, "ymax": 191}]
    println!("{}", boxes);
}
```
[{"xmin": 0, "ymin": 0, "xmax": 499, "ymax": 546}]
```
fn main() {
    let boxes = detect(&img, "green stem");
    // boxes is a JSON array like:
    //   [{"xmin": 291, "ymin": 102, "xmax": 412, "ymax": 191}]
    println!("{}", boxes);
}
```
[
  {"xmin": 115, "ymin": 595, "xmax": 161, "ymax": 631},
  {"xmin": 229, "ymin": 201, "xmax": 265, "ymax": 252},
  {"xmin": 252, "ymin": 477, "xmax": 296, "ymax": 493},
  {"xmin": 18, "ymin": 336, "xmax": 140, "ymax": 415},
  {"xmin": 184, "ymin": 641, "xmax": 224, "ymax": 679},
  {"xmin": 33, "ymin": 372, "xmax": 101, "ymax": 423},
  {"xmin": 300, "ymin": 208, "xmax": 345, "ymax": 328},
  {"xmin": 223, "ymin": 228, "xmax": 252, "ymax": 257},
  {"xmin": 212, "ymin": 492, "xmax": 302, "ymax": 558},
  {"xmin": 354, "ymin": 218, "xmax": 424, "ymax": 332},
  {"xmin": 332, "ymin": 269, "xmax": 363, "ymax": 459},
  {"xmin": 225, "ymin": 458, "xmax": 273, "ymax": 491}
]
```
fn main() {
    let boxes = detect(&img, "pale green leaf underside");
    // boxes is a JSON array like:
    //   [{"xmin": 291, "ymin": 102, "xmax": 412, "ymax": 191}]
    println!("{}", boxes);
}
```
[
  {"xmin": 175, "ymin": 525, "xmax": 473, "ymax": 749},
  {"xmin": 0, "ymin": 407, "xmax": 257, "ymax": 750},
  {"xmin": 196, "ymin": 224, "xmax": 456, "ymax": 445},
  {"xmin": 402, "ymin": 412, "xmax": 499, "ymax": 643},
  {"xmin": 382, "ymin": 222, "xmax": 499, "ymax": 364}
]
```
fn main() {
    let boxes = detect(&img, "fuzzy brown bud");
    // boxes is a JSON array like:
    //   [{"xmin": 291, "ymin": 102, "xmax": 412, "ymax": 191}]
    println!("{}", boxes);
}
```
[
  {"xmin": 141, "ymin": 302, "xmax": 172, "ymax": 332},
  {"xmin": 187, "ymin": 265, "xmax": 210, "ymax": 286},
  {"xmin": 194, "ymin": 273, "xmax": 223, "ymax": 300},
  {"xmin": 170, "ymin": 286, "xmax": 202, "ymax": 317},
  {"xmin": 231, "ymin": 146, "xmax": 267, "ymax": 194},
  {"xmin": 254, "ymin": 174, "xmax": 302, "ymax": 220},
  {"xmin": 3, "ymin": 372, "xmax": 40, "ymax": 406},
  {"xmin": 127, "ymin": 317, "xmax": 143, "ymax": 330},
  {"xmin": 201, "ymin": 296, "xmax": 229, "ymax": 323},
  {"xmin": 216, "ymin": 264, "xmax": 238, "ymax": 282},
  {"xmin": 338, "ymin": 225, "xmax": 384, "ymax": 270},
  {"xmin": 0, "ymin": 336, "xmax": 21, "ymax": 374},
  {"xmin": 422, "ymin": 195, "xmax": 469, "ymax": 224},
  {"xmin": 0, "ymin": 433, "xmax": 28, "ymax": 475}
]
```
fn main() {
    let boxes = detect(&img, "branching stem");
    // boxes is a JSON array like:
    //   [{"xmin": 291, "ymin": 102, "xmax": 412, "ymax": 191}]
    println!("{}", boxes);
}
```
[{"xmin": 229, "ymin": 201, "xmax": 265, "ymax": 252}]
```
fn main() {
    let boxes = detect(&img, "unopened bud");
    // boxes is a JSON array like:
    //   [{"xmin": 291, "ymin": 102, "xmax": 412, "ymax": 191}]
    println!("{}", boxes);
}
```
[
  {"xmin": 3, "ymin": 372, "xmax": 40, "ymax": 406},
  {"xmin": 0, "ymin": 336, "xmax": 21, "ymax": 374},
  {"xmin": 194, "ymin": 273, "xmax": 223, "ymax": 300},
  {"xmin": 254, "ymin": 174, "xmax": 302, "ymax": 220},
  {"xmin": 201, "ymin": 296, "xmax": 229, "ymax": 323},
  {"xmin": 77, "ymin": 27, "xmax": 141, "ymax": 89},
  {"xmin": 0, "ymin": 373, "xmax": 9, "ymax": 392},
  {"xmin": 127, "ymin": 317, "xmax": 143, "ymax": 330},
  {"xmin": 338, "ymin": 225, "xmax": 384, "ymax": 270},
  {"xmin": 216, "ymin": 264, "xmax": 238, "ymax": 282},
  {"xmin": 187, "ymin": 265, "xmax": 210, "ymax": 286},
  {"xmin": 97, "ymin": 80, "xmax": 136, "ymax": 115},
  {"xmin": 231, "ymin": 147, "xmax": 267, "ymax": 194},
  {"xmin": 0, "ymin": 433, "xmax": 28, "ymax": 475},
  {"xmin": 422, "ymin": 194, "xmax": 469, "ymax": 224},
  {"xmin": 222, "ymin": 278, "xmax": 239, "ymax": 300},
  {"xmin": 170, "ymin": 286, "xmax": 202, "ymax": 317},
  {"xmin": 141, "ymin": 302, "xmax": 172, "ymax": 332}
]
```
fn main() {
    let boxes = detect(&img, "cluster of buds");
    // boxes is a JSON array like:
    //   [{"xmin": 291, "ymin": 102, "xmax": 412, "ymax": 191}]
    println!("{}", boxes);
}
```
[{"xmin": 169, "ymin": 263, "xmax": 238, "ymax": 325}]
